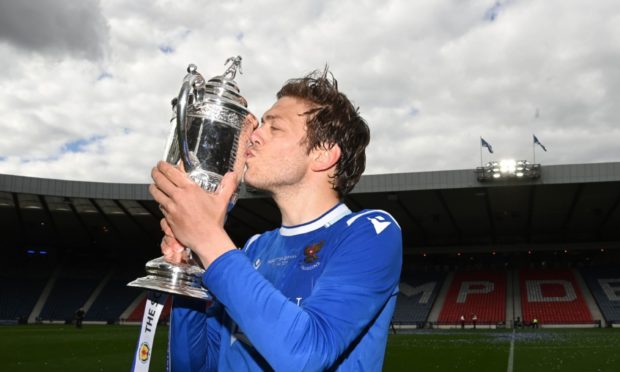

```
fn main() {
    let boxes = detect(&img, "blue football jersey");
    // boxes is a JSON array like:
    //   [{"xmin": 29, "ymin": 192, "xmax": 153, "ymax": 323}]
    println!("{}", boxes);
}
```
[{"xmin": 169, "ymin": 203, "xmax": 402, "ymax": 371}]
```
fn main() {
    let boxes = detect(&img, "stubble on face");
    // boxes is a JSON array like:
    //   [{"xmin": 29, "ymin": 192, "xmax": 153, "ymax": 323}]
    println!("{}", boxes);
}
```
[{"xmin": 243, "ymin": 97, "xmax": 313, "ymax": 193}]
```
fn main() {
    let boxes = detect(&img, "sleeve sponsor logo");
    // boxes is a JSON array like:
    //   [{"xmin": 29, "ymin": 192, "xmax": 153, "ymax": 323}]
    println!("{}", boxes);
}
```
[{"xmin": 367, "ymin": 216, "xmax": 391, "ymax": 234}]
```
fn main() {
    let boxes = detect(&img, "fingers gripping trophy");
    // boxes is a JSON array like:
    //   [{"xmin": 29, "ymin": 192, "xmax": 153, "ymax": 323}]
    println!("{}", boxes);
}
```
[{"xmin": 128, "ymin": 56, "xmax": 256, "ymax": 371}]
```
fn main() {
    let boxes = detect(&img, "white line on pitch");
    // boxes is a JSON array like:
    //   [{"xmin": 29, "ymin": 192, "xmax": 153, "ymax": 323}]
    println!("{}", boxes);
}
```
[{"xmin": 507, "ymin": 328, "xmax": 515, "ymax": 372}]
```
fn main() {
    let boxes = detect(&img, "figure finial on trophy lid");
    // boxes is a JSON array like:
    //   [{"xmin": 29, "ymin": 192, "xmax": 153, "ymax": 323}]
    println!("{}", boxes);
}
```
[{"xmin": 223, "ymin": 56, "xmax": 243, "ymax": 79}]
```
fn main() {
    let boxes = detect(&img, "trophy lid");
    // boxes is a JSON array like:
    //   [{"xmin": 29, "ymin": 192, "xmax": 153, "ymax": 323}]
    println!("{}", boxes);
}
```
[{"xmin": 192, "ymin": 56, "xmax": 248, "ymax": 111}]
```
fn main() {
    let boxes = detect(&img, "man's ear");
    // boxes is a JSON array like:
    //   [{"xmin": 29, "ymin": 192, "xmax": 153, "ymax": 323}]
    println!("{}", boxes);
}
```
[{"xmin": 311, "ymin": 144, "xmax": 341, "ymax": 172}]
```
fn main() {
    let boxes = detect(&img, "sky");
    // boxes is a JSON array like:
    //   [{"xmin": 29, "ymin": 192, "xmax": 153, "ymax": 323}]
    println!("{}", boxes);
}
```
[{"xmin": 0, "ymin": 0, "xmax": 618, "ymax": 184}]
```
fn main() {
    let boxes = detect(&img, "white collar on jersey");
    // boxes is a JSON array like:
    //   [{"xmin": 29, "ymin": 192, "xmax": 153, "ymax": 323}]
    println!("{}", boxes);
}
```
[{"xmin": 279, "ymin": 203, "xmax": 352, "ymax": 236}]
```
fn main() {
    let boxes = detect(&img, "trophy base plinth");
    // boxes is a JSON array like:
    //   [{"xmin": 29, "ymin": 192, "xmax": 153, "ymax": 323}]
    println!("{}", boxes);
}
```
[
  {"xmin": 127, "ymin": 256, "xmax": 211, "ymax": 300},
  {"xmin": 127, "ymin": 276, "xmax": 211, "ymax": 300}
]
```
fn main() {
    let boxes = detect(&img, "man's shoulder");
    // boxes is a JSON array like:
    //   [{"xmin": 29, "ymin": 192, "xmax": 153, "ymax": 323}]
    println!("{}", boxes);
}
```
[
  {"xmin": 241, "ymin": 228, "xmax": 279, "ymax": 253},
  {"xmin": 341, "ymin": 208, "xmax": 401, "ymax": 233}
]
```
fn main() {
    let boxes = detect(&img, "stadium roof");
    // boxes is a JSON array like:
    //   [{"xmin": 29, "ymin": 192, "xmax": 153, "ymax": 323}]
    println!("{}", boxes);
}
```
[{"xmin": 1, "ymin": 162, "xmax": 619, "ymax": 259}]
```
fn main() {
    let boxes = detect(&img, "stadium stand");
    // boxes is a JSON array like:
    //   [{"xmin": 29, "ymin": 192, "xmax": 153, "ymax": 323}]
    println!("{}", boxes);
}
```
[
  {"xmin": 580, "ymin": 267, "xmax": 620, "ymax": 324},
  {"xmin": 1, "ymin": 163, "xmax": 619, "ymax": 328},
  {"xmin": 0, "ymin": 262, "xmax": 52, "ymax": 322},
  {"xmin": 85, "ymin": 264, "xmax": 146, "ymax": 322},
  {"xmin": 437, "ymin": 270, "xmax": 506, "ymax": 325},
  {"xmin": 519, "ymin": 269, "xmax": 592, "ymax": 324},
  {"xmin": 393, "ymin": 271, "xmax": 445, "ymax": 325},
  {"xmin": 39, "ymin": 258, "xmax": 110, "ymax": 322}
]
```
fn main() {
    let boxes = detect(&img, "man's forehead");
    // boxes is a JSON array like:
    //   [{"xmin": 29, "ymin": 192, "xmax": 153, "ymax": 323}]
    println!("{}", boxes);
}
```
[{"xmin": 261, "ymin": 97, "xmax": 311, "ymax": 121}]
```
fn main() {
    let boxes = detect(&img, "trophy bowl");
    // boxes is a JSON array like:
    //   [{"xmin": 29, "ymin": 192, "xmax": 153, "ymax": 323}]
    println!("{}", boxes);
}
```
[{"xmin": 128, "ymin": 56, "xmax": 256, "ymax": 299}]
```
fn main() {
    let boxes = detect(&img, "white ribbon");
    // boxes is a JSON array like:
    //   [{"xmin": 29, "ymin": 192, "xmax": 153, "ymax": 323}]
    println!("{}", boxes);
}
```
[{"xmin": 131, "ymin": 291, "xmax": 169, "ymax": 372}]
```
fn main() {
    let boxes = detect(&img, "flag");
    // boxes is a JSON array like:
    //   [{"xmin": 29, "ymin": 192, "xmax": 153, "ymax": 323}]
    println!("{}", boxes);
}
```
[
  {"xmin": 480, "ymin": 137, "xmax": 493, "ymax": 153},
  {"xmin": 533, "ymin": 134, "xmax": 547, "ymax": 151}
]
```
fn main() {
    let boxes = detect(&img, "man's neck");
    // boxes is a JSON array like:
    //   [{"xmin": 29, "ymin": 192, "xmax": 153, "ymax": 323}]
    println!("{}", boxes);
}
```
[{"xmin": 273, "ymin": 184, "xmax": 341, "ymax": 227}]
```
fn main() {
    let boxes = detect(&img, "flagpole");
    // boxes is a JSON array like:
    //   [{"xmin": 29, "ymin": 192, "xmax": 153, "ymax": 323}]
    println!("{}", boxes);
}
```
[
  {"xmin": 532, "ymin": 136, "xmax": 536, "ymax": 164},
  {"xmin": 480, "ymin": 137, "xmax": 483, "ymax": 167}
]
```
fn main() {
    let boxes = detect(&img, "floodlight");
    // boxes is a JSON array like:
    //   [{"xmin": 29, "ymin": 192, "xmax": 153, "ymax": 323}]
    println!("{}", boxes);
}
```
[
  {"xmin": 499, "ymin": 159, "xmax": 517, "ymax": 174},
  {"xmin": 475, "ymin": 159, "xmax": 541, "ymax": 181}
]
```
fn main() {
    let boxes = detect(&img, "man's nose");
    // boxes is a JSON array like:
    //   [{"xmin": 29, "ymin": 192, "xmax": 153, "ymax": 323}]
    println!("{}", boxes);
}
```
[{"xmin": 250, "ymin": 126, "xmax": 262, "ymax": 146}]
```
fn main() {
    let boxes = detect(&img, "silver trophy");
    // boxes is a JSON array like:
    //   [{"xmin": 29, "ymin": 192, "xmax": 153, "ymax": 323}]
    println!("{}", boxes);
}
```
[{"xmin": 128, "ymin": 56, "xmax": 256, "ymax": 299}]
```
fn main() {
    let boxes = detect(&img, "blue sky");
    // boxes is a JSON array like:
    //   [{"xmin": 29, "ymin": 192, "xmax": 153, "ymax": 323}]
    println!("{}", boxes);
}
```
[{"xmin": 0, "ymin": 0, "xmax": 618, "ymax": 183}]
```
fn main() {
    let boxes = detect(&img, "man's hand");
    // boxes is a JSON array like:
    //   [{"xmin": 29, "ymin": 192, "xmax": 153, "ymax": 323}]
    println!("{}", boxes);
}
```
[
  {"xmin": 149, "ymin": 161, "xmax": 238, "ymax": 268},
  {"xmin": 160, "ymin": 217, "xmax": 187, "ymax": 264}
]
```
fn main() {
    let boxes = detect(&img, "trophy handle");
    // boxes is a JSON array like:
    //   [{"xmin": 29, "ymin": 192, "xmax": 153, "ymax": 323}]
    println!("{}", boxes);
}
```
[
  {"xmin": 175, "ymin": 64, "xmax": 205, "ymax": 172},
  {"xmin": 176, "ymin": 78, "xmax": 191, "ymax": 170}
]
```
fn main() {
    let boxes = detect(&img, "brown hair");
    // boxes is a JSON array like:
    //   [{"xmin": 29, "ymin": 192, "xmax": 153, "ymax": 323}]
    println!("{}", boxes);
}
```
[{"xmin": 277, "ymin": 67, "xmax": 370, "ymax": 197}]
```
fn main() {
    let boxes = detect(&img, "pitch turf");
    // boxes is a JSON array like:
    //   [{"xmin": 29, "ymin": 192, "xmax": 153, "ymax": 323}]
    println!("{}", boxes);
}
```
[
  {"xmin": 384, "ymin": 328, "xmax": 620, "ymax": 372},
  {"xmin": 0, "ymin": 325, "xmax": 618, "ymax": 371}
]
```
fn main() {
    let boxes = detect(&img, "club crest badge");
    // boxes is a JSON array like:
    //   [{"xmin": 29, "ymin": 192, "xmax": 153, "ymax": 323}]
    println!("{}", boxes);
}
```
[{"xmin": 303, "ymin": 241, "xmax": 324, "ymax": 264}]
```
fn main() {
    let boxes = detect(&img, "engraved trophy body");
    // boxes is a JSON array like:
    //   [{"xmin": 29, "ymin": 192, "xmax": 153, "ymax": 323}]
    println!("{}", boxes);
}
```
[{"xmin": 128, "ymin": 56, "xmax": 255, "ymax": 299}]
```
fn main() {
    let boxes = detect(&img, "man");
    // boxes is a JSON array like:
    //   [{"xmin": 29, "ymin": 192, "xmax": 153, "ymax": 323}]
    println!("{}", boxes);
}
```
[
  {"xmin": 150, "ymin": 68, "xmax": 402, "ymax": 371},
  {"xmin": 74, "ymin": 308, "xmax": 85, "ymax": 329}
]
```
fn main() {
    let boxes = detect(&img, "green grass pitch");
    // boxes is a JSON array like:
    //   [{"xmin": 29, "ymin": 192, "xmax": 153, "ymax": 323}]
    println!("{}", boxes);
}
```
[{"xmin": 0, "ymin": 325, "xmax": 618, "ymax": 371}]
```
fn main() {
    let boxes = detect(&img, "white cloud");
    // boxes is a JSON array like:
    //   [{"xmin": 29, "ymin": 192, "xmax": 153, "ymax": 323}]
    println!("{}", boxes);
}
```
[{"xmin": 0, "ymin": 0, "xmax": 619, "ymax": 183}]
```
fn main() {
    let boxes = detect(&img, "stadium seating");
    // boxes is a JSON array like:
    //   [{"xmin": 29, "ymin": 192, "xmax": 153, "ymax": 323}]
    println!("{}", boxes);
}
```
[
  {"xmin": 437, "ymin": 270, "xmax": 506, "ymax": 325},
  {"xmin": 519, "ymin": 269, "xmax": 592, "ymax": 324},
  {"xmin": 580, "ymin": 267, "xmax": 620, "ymax": 323},
  {"xmin": 0, "ymin": 264, "xmax": 51, "ymax": 321},
  {"xmin": 39, "ymin": 259, "xmax": 109, "ymax": 321},
  {"xmin": 85, "ymin": 265, "xmax": 146, "ymax": 321},
  {"xmin": 3, "ymin": 248, "xmax": 616, "ymax": 328},
  {"xmin": 393, "ymin": 271, "xmax": 445, "ymax": 324}
]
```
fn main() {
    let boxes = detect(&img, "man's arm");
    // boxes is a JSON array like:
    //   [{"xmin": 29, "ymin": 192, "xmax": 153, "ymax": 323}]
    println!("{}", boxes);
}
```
[
  {"xmin": 168, "ymin": 297, "xmax": 223, "ymax": 371},
  {"xmin": 151, "ymin": 162, "xmax": 236, "ymax": 371},
  {"xmin": 161, "ymin": 221, "xmax": 225, "ymax": 371},
  {"xmin": 204, "ymin": 212, "xmax": 402, "ymax": 371}
]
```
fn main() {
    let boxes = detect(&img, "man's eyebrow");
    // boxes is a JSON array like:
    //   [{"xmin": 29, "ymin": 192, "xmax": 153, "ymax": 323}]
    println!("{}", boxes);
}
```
[{"xmin": 261, "ymin": 114, "xmax": 281, "ymax": 123}]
